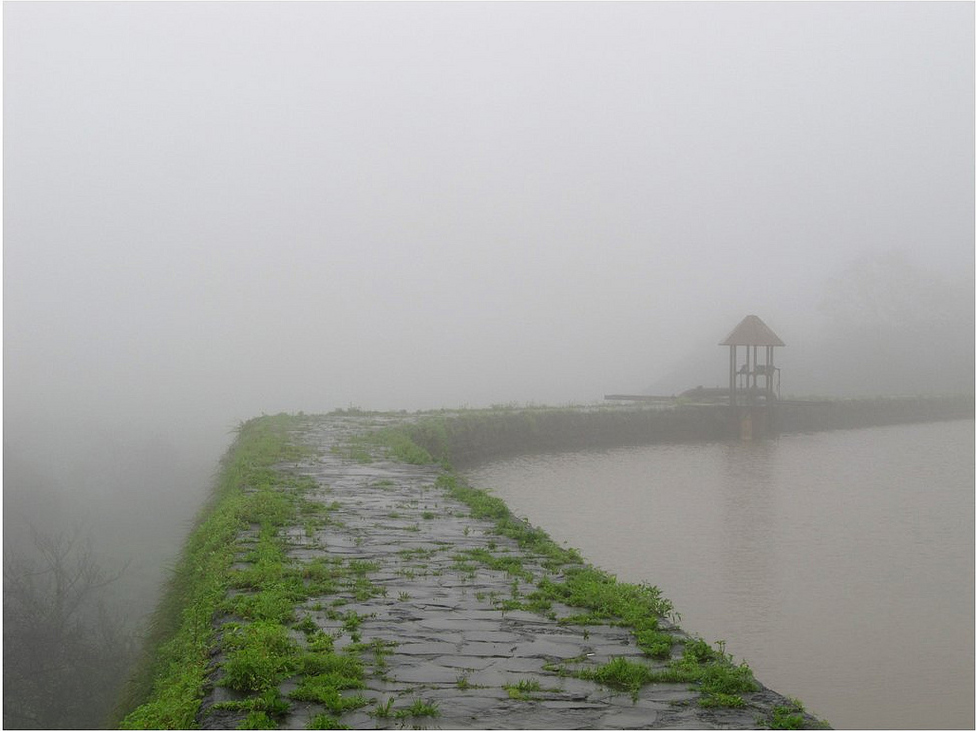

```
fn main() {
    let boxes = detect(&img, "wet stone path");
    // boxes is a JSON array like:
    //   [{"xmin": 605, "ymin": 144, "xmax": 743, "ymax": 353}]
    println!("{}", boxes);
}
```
[{"xmin": 198, "ymin": 415, "xmax": 810, "ymax": 729}]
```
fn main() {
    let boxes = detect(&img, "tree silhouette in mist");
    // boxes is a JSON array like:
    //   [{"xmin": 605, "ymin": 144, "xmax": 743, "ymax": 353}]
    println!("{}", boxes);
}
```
[{"xmin": 3, "ymin": 525, "xmax": 137, "ymax": 729}]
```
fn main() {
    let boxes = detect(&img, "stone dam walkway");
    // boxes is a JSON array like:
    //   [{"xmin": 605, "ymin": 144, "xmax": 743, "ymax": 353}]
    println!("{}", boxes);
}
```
[{"xmin": 198, "ymin": 415, "xmax": 820, "ymax": 729}]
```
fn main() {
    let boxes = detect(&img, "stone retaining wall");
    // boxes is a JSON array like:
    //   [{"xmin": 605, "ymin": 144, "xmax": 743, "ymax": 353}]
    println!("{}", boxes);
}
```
[{"xmin": 408, "ymin": 396, "xmax": 973, "ymax": 467}]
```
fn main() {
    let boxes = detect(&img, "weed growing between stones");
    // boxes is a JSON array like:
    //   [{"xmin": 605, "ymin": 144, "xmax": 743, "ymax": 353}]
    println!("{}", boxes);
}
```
[
  {"xmin": 395, "ymin": 698, "xmax": 440, "ymax": 720},
  {"xmin": 308, "ymin": 712, "xmax": 350, "ymax": 730},
  {"xmin": 504, "ymin": 678, "xmax": 542, "ymax": 700},
  {"xmin": 533, "ymin": 566, "xmax": 678, "ymax": 625},
  {"xmin": 502, "ymin": 678, "xmax": 561, "ymax": 701},
  {"xmin": 577, "ymin": 657, "xmax": 655, "ymax": 698},
  {"xmin": 455, "ymin": 547, "xmax": 531, "ymax": 580},
  {"xmin": 761, "ymin": 698, "xmax": 821, "ymax": 729},
  {"xmin": 210, "ymin": 688, "xmax": 291, "ymax": 726},
  {"xmin": 220, "ymin": 620, "xmax": 300, "ymax": 692},
  {"xmin": 290, "ymin": 676, "xmax": 368, "ymax": 710},
  {"xmin": 369, "ymin": 696, "xmax": 439, "ymax": 722},
  {"xmin": 370, "ymin": 696, "xmax": 396, "ymax": 719},
  {"xmin": 552, "ymin": 638, "xmax": 759, "ymax": 707}
]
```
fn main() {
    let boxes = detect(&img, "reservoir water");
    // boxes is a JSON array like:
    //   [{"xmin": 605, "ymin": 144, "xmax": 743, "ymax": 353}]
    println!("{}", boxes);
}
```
[{"xmin": 465, "ymin": 419, "xmax": 974, "ymax": 729}]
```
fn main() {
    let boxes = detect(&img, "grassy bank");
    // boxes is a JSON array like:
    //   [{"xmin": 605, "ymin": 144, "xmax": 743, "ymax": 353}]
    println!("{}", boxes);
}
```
[{"xmin": 115, "ymin": 414, "xmax": 314, "ymax": 728}]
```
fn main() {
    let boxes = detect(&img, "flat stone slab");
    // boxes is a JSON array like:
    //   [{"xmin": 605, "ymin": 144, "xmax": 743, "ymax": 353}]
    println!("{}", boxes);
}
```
[{"xmin": 195, "ymin": 414, "xmax": 825, "ymax": 729}]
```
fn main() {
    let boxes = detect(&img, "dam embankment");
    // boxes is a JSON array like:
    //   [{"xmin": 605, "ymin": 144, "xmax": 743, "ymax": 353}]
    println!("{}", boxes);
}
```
[
  {"xmin": 117, "ymin": 397, "xmax": 968, "ymax": 729},
  {"xmin": 117, "ymin": 411, "xmax": 829, "ymax": 730},
  {"xmin": 405, "ymin": 395, "xmax": 974, "ymax": 468}
]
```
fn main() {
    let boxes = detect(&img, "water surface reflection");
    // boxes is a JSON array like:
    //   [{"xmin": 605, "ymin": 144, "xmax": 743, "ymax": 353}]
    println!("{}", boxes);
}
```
[{"xmin": 466, "ymin": 420, "xmax": 974, "ymax": 729}]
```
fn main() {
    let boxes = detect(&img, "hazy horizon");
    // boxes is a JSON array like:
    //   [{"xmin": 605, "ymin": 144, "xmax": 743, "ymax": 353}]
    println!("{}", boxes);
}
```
[{"xmin": 4, "ymin": 0, "xmax": 973, "ymax": 634}]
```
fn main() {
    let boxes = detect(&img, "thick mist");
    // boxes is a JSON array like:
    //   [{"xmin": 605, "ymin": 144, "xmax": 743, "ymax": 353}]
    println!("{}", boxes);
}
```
[{"xmin": 3, "ymin": 3, "xmax": 973, "ymax": 725}]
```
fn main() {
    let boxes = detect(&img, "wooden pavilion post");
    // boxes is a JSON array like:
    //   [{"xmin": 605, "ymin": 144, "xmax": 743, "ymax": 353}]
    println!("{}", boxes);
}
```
[{"xmin": 729, "ymin": 344, "xmax": 736, "ymax": 407}]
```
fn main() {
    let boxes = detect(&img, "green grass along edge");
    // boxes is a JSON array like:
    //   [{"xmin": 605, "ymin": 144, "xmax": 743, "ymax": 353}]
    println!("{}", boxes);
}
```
[{"xmin": 114, "ymin": 413, "xmax": 313, "ymax": 728}]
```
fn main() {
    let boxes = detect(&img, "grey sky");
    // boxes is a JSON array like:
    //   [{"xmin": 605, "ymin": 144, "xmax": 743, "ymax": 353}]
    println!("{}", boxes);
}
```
[{"xmin": 4, "ymin": 1, "xmax": 973, "ymax": 456}]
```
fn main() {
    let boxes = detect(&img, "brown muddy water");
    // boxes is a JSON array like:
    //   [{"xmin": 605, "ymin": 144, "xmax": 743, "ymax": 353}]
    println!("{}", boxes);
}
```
[{"xmin": 466, "ymin": 419, "xmax": 975, "ymax": 729}]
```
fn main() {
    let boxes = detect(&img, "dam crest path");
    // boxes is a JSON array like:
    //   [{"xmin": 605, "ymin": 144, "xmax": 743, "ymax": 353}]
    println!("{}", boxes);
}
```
[{"xmin": 197, "ymin": 413, "xmax": 822, "ymax": 729}]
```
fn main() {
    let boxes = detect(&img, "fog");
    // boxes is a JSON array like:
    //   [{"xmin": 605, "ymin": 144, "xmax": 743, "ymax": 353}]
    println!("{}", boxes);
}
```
[{"xmin": 3, "ymin": 2, "xmax": 973, "ymax": 723}]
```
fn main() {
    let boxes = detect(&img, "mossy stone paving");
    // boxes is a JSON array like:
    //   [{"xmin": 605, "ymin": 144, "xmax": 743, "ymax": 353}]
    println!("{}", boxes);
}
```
[{"xmin": 196, "ymin": 414, "xmax": 825, "ymax": 729}]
